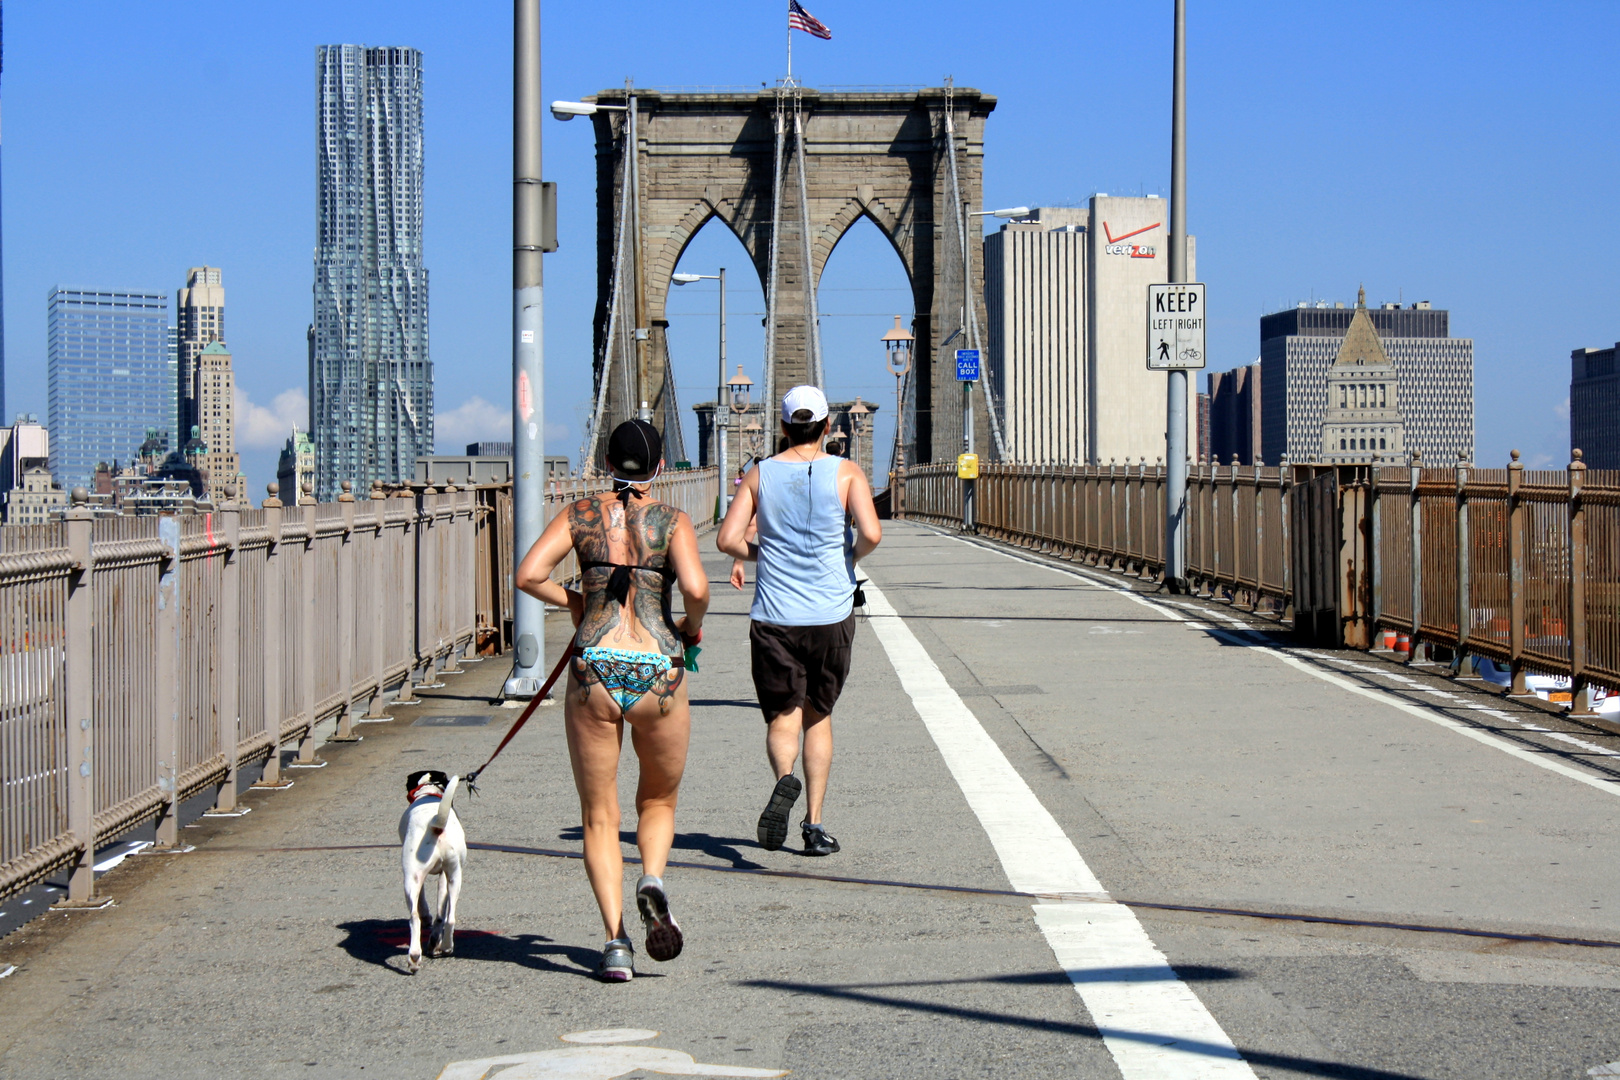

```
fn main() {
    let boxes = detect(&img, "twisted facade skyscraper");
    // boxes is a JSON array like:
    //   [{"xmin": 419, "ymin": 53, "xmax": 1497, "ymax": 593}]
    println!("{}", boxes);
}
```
[{"xmin": 312, "ymin": 45, "xmax": 431, "ymax": 500}]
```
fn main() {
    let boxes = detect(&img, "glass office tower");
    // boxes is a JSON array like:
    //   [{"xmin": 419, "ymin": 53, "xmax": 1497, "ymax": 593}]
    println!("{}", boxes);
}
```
[
  {"xmin": 311, "ymin": 45, "xmax": 431, "ymax": 501},
  {"xmin": 46, "ymin": 288, "xmax": 169, "ymax": 490}
]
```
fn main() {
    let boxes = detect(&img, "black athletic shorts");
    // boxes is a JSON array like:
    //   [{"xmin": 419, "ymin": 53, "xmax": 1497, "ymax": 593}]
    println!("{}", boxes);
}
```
[{"xmin": 749, "ymin": 612, "xmax": 857, "ymax": 722}]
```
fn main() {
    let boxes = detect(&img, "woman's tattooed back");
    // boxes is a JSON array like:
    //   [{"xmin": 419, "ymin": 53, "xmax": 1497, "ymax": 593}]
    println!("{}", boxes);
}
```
[{"xmin": 569, "ymin": 493, "xmax": 683, "ymax": 656}]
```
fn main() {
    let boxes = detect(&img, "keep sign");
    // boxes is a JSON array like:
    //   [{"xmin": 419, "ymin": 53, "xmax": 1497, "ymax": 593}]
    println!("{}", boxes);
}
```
[{"xmin": 1146, "ymin": 283, "xmax": 1206, "ymax": 370}]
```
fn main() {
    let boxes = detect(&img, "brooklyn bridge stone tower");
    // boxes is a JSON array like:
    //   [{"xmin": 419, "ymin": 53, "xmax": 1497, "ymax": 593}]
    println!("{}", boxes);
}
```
[{"xmin": 581, "ymin": 84, "xmax": 996, "ymax": 470}]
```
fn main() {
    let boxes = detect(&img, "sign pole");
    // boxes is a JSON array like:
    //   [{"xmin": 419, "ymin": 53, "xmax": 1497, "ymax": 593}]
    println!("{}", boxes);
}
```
[
  {"xmin": 955, "ymin": 347, "xmax": 980, "ymax": 531},
  {"xmin": 1165, "ymin": 0, "xmax": 1189, "ymax": 592}
]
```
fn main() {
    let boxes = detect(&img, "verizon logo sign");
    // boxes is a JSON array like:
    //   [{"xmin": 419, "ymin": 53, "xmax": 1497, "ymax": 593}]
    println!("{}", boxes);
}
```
[{"xmin": 1103, "ymin": 221, "xmax": 1159, "ymax": 258}]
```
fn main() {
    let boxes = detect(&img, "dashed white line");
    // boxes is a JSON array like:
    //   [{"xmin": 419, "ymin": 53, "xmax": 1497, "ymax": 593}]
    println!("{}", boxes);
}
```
[{"xmin": 863, "ymin": 578, "xmax": 1256, "ymax": 1080}]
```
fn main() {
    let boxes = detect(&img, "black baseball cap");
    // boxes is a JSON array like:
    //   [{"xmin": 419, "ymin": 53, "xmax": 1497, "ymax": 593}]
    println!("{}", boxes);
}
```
[{"xmin": 606, "ymin": 419, "xmax": 662, "ymax": 476}]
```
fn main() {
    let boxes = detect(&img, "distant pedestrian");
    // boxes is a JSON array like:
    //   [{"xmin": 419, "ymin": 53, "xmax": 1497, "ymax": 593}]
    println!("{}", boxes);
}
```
[
  {"xmin": 515, "ymin": 420, "xmax": 710, "ymax": 982},
  {"xmin": 717, "ymin": 386, "xmax": 882, "ymax": 855}
]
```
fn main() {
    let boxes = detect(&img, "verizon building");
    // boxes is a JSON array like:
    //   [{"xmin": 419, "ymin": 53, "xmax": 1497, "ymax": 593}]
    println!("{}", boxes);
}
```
[
  {"xmin": 985, "ymin": 196, "xmax": 1195, "ymax": 465},
  {"xmin": 1259, "ymin": 297, "xmax": 1472, "ymax": 466}
]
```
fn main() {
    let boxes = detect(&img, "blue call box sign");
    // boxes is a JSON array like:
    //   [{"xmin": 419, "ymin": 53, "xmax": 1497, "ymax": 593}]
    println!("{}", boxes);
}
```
[{"xmin": 956, "ymin": 349, "xmax": 981, "ymax": 381}]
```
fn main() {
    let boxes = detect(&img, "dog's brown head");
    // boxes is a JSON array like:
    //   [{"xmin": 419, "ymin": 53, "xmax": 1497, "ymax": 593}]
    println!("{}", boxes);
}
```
[{"xmin": 406, "ymin": 770, "xmax": 451, "ymax": 802}]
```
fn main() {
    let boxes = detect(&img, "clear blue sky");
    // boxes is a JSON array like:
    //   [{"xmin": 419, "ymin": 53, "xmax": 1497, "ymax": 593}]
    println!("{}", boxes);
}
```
[{"xmin": 5, "ymin": 1, "xmax": 1615, "ymax": 494}]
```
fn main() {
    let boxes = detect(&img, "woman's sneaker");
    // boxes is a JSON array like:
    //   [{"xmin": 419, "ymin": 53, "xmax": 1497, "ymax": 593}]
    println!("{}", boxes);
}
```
[
  {"xmin": 757, "ymin": 774, "xmax": 802, "ymax": 851},
  {"xmin": 636, "ymin": 874, "xmax": 684, "ymax": 962},
  {"xmin": 801, "ymin": 821, "xmax": 840, "ymax": 856},
  {"xmin": 597, "ymin": 937, "xmax": 634, "ymax": 982}
]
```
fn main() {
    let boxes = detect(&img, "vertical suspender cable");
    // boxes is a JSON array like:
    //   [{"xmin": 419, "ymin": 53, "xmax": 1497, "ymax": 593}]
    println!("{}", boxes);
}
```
[
  {"xmin": 763, "ymin": 91, "xmax": 787, "ymax": 412},
  {"xmin": 794, "ymin": 101, "xmax": 824, "ymax": 389}
]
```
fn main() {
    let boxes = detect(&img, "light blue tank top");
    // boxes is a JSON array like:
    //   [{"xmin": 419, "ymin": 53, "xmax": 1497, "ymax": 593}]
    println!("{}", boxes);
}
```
[{"xmin": 751, "ymin": 458, "xmax": 856, "ymax": 626}]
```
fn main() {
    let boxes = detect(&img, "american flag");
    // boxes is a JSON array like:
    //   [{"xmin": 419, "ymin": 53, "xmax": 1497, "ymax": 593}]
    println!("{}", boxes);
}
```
[{"xmin": 788, "ymin": 0, "xmax": 832, "ymax": 40}]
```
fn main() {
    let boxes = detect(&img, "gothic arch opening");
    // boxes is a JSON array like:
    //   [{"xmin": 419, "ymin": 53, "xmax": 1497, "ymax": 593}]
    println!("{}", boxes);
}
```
[
  {"xmin": 815, "ymin": 214, "xmax": 913, "ymax": 480},
  {"xmin": 666, "ymin": 216, "xmax": 769, "ymax": 470}
]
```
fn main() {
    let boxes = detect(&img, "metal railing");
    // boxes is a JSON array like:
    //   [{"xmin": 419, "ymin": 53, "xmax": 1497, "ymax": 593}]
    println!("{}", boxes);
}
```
[
  {"xmin": 1369, "ymin": 453, "xmax": 1620, "ymax": 712},
  {"xmin": 905, "ymin": 460, "xmax": 1290, "ymax": 610},
  {"xmin": 899, "ymin": 454, "xmax": 1620, "ymax": 711},
  {"xmin": 0, "ymin": 467, "xmax": 716, "ymax": 907}
]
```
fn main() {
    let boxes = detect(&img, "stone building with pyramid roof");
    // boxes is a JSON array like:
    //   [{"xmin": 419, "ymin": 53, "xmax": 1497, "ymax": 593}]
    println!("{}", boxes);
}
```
[{"xmin": 1319, "ymin": 288, "xmax": 1405, "ymax": 463}]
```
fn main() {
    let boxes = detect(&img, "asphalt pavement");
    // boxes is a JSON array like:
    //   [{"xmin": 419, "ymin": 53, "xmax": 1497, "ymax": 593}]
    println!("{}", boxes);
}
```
[{"xmin": 4, "ymin": 521, "xmax": 1620, "ymax": 1079}]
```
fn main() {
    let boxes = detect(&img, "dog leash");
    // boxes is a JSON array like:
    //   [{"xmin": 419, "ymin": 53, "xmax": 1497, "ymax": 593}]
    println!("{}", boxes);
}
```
[{"xmin": 464, "ymin": 643, "xmax": 577, "ymax": 792}]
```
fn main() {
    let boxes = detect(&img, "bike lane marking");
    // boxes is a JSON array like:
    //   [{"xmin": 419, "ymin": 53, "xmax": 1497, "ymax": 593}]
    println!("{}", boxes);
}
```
[{"xmin": 862, "ymin": 578, "xmax": 1257, "ymax": 1080}]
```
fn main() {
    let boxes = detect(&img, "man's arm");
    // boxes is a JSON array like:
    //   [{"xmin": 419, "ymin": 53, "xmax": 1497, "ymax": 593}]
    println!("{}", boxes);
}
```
[
  {"xmin": 841, "ymin": 460, "xmax": 882, "ymax": 562},
  {"xmin": 716, "ymin": 466, "xmax": 760, "ymax": 560}
]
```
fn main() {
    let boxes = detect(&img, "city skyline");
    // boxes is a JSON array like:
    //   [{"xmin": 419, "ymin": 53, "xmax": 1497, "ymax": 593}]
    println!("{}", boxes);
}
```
[{"xmin": 0, "ymin": 3, "xmax": 1615, "ymax": 496}]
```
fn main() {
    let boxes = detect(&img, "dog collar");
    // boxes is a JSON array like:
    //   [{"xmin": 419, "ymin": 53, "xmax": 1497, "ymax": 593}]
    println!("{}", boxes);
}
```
[{"xmin": 407, "ymin": 784, "xmax": 444, "ymax": 803}]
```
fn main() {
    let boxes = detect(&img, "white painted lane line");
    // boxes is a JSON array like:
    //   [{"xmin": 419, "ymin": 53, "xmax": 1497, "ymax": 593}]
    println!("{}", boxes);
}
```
[
  {"xmin": 928, "ymin": 529, "xmax": 1620, "ymax": 800},
  {"xmin": 862, "ymin": 579, "xmax": 1255, "ymax": 1079},
  {"xmin": 93, "ymin": 841, "xmax": 153, "ymax": 873}
]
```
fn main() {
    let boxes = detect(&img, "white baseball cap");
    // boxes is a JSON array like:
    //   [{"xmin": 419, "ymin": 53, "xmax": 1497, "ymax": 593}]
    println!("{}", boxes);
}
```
[{"xmin": 781, "ymin": 385, "xmax": 829, "ymax": 423}]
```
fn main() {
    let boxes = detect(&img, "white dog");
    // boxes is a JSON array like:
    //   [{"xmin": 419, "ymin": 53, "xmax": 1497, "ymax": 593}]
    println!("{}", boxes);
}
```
[{"xmin": 399, "ymin": 770, "xmax": 466, "ymax": 973}]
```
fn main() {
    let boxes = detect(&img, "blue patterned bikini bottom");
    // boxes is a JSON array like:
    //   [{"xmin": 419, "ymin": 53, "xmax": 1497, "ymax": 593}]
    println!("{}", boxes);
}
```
[{"xmin": 576, "ymin": 646, "xmax": 679, "ymax": 715}]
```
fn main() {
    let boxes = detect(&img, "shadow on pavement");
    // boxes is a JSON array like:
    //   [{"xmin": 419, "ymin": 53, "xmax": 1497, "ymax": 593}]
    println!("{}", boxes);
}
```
[
  {"xmin": 812, "ymin": 964, "xmax": 1245, "ymax": 989},
  {"xmin": 335, "ymin": 918, "xmax": 602, "ymax": 979},
  {"xmin": 557, "ymin": 827, "xmax": 766, "ymax": 869},
  {"xmin": 742, "ymin": 978, "xmax": 1433, "ymax": 1080}
]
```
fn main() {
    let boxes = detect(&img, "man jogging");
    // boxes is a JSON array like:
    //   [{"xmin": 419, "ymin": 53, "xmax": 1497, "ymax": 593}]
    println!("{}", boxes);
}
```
[{"xmin": 717, "ymin": 386, "xmax": 882, "ymax": 856}]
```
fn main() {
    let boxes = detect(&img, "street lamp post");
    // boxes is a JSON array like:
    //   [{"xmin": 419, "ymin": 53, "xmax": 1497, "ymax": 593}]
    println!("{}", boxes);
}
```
[
  {"xmin": 507, "ymin": 0, "xmax": 546, "ymax": 699},
  {"xmin": 727, "ymin": 365, "xmax": 753, "ymax": 507},
  {"xmin": 742, "ymin": 419, "xmax": 765, "ymax": 467},
  {"xmin": 553, "ymin": 94, "xmax": 643, "ymax": 428},
  {"xmin": 881, "ymin": 315, "xmax": 914, "ymax": 514},
  {"xmin": 848, "ymin": 397, "xmax": 870, "ymax": 482},
  {"xmin": 672, "ymin": 269, "xmax": 730, "ymax": 517}
]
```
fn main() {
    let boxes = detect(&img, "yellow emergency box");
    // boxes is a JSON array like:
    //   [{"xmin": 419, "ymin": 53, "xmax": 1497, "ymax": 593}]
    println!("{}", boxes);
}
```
[{"xmin": 957, "ymin": 453, "xmax": 979, "ymax": 480}]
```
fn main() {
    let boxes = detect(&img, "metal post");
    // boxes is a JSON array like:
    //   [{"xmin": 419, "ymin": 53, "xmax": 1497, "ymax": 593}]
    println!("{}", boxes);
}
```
[
  {"xmin": 62, "ymin": 491, "xmax": 95, "ymax": 901},
  {"xmin": 255, "ymin": 485, "xmax": 287, "ymax": 787},
  {"xmin": 332, "ymin": 483, "xmax": 358, "ymax": 740},
  {"xmin": 364, "ymin": 483, "xmax": 391, "ymax": 717},
  {"xmin": 1164, "ymin": 0, "xmax": 1190, "ymax": 592},
  {"xmin": 1570, "ymin": 450, "xmax": 1591, "ymax": 716},
  {"xmin": 1454, "ymin": 454, "xmax": 1470, "ymax": 674},
  {"xmin": 962, "ymin": 378, "xmax": 976, "ymax": 532},
  {"xmin": 1409, "ymin": 451, "xmax": 1423, "ymax": 663},
  {"xmin": 154, "ymin": 514, "xmax": 181, "ymax": 846},
  {"xmin": 717, "ymin": 268, "xmax": 729, "ymax": 518},
  {"xmin": 295, "ymin": 495, "xmax": 319, "ymax": 763},
  {"xmin": 213, "ymin": 489, "xmax": 241, "ymax": 810},
  {"xmin": 1507, "ymin": 451, "xmax": 1527, "ymax": 696},
  {"xmin": 508, "ymin": 0, "xmax": 546, "ymax": 697}
]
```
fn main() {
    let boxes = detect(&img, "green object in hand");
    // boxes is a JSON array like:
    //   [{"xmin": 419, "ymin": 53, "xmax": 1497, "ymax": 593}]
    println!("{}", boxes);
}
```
[{"xmin": 684, "ymin": 645, "xmax": 702, "ymax": 672}]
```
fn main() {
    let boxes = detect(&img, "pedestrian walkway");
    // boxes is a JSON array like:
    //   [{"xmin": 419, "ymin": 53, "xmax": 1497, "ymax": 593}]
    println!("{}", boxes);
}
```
[{"xmin": 4, "ymin": 522, "xmax": 1620, "ymax": 1079}]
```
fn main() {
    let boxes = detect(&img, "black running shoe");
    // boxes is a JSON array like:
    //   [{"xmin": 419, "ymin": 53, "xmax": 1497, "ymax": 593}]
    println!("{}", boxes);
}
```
[
  {"xmin": 635, "ymin": 874, "xmax": 683, "ymax": 962},
  {"xmin": 756, "ymin": 774, "xmax": 802, "ymax": 851},
  {"xmin": 801, "ymin": 821, "xmax": 840, "ymax": 856}
]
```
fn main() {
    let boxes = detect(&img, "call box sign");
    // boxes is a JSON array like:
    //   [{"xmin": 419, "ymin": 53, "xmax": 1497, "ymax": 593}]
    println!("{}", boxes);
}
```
[
  {"xmin": 956, "ymin": 349, "xmax": 981, "ymax": 381},
  {"xmin": 1147, "ymin": 283, "xmax": 1206, "ymax": 370}
]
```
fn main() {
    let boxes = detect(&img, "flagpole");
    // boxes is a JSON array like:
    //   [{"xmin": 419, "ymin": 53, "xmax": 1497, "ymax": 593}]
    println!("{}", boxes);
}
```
[{"xmin": 786, "ymin": 6, "xmax": 793, "ymax": 85}]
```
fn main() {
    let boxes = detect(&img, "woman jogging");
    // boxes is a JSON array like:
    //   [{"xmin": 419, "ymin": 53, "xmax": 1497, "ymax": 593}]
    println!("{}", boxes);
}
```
[{"xmin": 514, "ymin": 420, "xmax": 710, "ymax": 982}]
